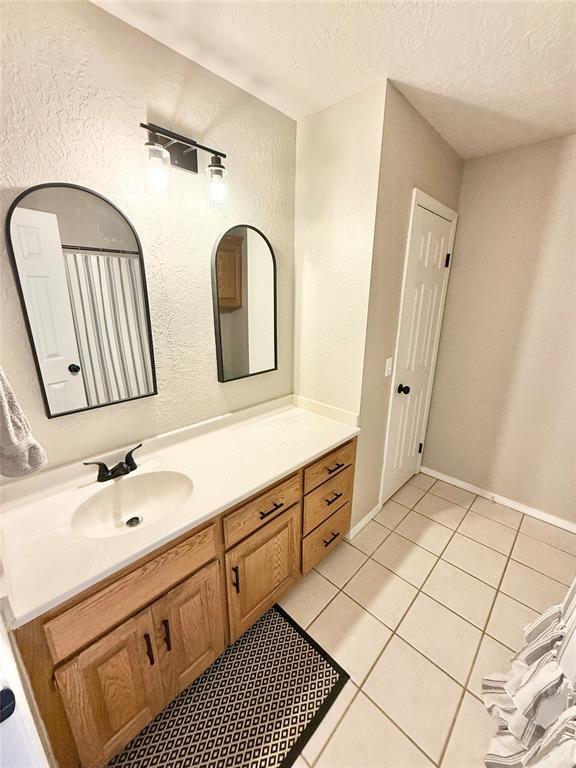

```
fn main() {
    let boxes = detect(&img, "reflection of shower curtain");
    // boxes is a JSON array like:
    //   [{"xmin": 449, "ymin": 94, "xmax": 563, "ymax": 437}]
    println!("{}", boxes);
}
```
[{"xmin": 63, "ymin": 251, "xmax": 153, "ymax": 407}]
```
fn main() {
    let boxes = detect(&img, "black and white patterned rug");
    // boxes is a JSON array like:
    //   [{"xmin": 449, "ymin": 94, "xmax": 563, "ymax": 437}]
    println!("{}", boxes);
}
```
[{"xmin": 108, "ymin": 605, "xmax": 349, "ymax": 768}]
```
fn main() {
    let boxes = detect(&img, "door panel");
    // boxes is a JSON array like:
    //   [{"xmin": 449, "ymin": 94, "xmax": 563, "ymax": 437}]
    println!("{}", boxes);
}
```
[
  {"xmin": 11, "ymin": 207, "xmax": 87, "ymax": 412},
  {"xmin": 382, "ymin": 195, "xmax": 456, "ymax": 499},
  {"xmin": 226, "ymin": 505, "xmax": 301, "ymax": 640},
  {"xmin": 152, "ymin": 561, "xmax": 226, "ymax": 702},
  {"xmin": 55, "ymin": 610, "xmax": 163, "ymax": 768}
]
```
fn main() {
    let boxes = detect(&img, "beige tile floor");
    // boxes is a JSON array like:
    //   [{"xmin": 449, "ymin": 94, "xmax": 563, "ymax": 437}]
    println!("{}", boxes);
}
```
[{"xmin": 280, "ymin": 474, "xmax": 576, "ymax": 768}]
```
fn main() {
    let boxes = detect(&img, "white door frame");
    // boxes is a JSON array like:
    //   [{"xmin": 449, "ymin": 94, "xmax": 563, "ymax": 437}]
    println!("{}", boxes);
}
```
[{"xmin": 379, "ymin": 188, "xmax": 458, "ymax": 504}]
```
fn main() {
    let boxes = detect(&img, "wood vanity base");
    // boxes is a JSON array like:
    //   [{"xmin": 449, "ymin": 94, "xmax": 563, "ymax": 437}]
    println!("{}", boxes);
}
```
[{"xmin": 15, "ymin": 437, "xmax": 356, "ymax": 768}]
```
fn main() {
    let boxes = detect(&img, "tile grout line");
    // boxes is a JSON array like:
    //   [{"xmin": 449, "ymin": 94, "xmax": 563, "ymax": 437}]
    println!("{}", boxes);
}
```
[
  {"xmin": 503, "ymin": 557, "xmax": 574, "ymax": 587},
  {"xmin": 312, "ymin": 489, "xmax": 468, "ymax": 766},
  {"xmin": 413, "ymin": 478, "xmax": 576, "ymax": 554},
  {"xmin": 309, "ymin": 488, "xmax": 446, "ymax": 765},
  {"xmin": 302, "ymin": 482, "xmax": 573, "ymax": 766},
  {"xmin": 435, "ymin": 512, "xmax": 526, "ymax": 767},
  {"xmin": 311, "ymin": 575, "xmax": 481, "ymax": 692},
  {"xmin": 364, "ymin": 498, "xmax": 574, "ymax": 587},
  {"xmin": 371, "ymin": 498, "xmax": 519, "ymax": 558},
  {"xmin": 348, "ymin": 491, "xmax": 469, "ymax": 765},
  {"xmin": 349, "ymin": 528, "xmax": 496, "ymax": 592},
  {"xmin": 409, "ymin": 489, "xmax": 484, "ymax": 767}
]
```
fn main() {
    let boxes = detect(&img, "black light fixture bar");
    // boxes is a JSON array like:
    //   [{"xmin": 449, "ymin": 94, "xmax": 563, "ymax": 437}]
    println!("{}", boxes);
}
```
[{"xmin": 140, "ymin": 122, "xmax": 226, "ymax": 160}]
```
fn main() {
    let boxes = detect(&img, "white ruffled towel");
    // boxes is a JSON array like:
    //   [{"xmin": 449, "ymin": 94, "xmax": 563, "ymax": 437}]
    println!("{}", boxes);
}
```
[{"xmin": 0, "ymin": 366, "xmax": 47, "ymax": 477}]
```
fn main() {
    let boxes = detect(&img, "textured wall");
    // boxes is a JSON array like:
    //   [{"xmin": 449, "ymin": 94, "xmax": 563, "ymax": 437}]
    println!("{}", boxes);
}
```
[
  {"xmin": 0, "ymin": 1, "xmax": 295, "ymax": 470},
  {"xmin": 353, "ymin": 83, "xmax": 463, "ymax": 526},
  {"xmin": 425, "ymin": 136, "xmax": 576, "ymax": 524},
  {"xmin": 93, "ymin": 2, "xmax": 576, "ymax": 159},
  {"xmin": 293, "ymin": 83, "xmax": 386, "ymax": 419}
]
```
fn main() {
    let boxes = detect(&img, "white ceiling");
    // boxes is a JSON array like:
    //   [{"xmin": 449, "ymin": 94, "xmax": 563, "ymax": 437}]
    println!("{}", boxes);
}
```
[{"xmin": 93, "ymin": 1, "xmax": 576, "ymax": 158}]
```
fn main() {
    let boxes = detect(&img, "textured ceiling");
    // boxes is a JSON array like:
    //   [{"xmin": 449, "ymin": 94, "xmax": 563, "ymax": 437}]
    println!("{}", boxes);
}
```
[{"xmin": 92, "ymin": 1, "xmax": 576, "ymax": 158}]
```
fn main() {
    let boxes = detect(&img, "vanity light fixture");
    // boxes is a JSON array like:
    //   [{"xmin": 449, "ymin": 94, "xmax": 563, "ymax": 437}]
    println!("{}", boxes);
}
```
[{"xmin": 140, "ymin": 122, "xmax": 227, "ymax": 203}]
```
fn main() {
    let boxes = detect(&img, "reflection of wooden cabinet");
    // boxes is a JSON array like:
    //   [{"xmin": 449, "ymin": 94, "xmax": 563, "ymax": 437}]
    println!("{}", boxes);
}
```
[
  {"xmin": 54, "ymin": 563, "xmax": 225, "ymax": 768},
  {"xmin": 226, "ymin": 505, "xmax": 301, "ymax": 640},
  {"xmin": 216, "ymin": 235, "xmax": 243, "ymax": 311}
]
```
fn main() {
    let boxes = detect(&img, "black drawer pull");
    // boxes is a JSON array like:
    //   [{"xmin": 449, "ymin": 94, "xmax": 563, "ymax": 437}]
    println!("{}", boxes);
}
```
[
  {"xmin": 232, "ymin": 565, "xmax": 240, "ymax": 594},
  {"xmin": 144, "ymin": 633, "xmax": 155, "ymax": 666},
  {"xmin": 323, "ymin": 531, "xmax": 340, "ymax": 548},
  {"xmin": 326, "ymin": 461, "xmax": 344, "ymax": 475},
  {"xmin": 162, "ymin": 619, "xmax": 172, "ymax": 651},
  {"xmin": 325, "ymin": 491, "xmax": 343, "ymax": 507},
  {"xmin": 259, "ymin": 501, "xmax": 284, "ymax": 520}
]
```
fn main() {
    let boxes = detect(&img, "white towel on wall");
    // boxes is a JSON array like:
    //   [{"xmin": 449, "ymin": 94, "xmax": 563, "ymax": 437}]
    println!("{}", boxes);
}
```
[{"xmin": 0, "ymin": 367, "xmax": 47, "ymax": 477}]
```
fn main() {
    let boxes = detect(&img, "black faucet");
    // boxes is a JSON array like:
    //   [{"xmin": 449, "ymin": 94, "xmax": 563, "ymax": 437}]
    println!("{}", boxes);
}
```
[{"xmin": 84, "ymin": 444, "xmax": 143, "ymax": 483}]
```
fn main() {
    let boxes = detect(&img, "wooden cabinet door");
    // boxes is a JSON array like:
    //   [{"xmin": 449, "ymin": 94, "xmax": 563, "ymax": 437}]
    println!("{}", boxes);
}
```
[
  {"xmin": 55, "ymin": 610, "xmax": 164, "ymax": 768},
  {"xmin": 226, "ymin": 505, "xmax": 301, "ymax": 640},
  {"xmin": 152, "ymin": 561, "xmax": 226, "ymax": 702},
  {"xmin": 216, "ymin": 235, "xmax": 243, "ymax": 310}
]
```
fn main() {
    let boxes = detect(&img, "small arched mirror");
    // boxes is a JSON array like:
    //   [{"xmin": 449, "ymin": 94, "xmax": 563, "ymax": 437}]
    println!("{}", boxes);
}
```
[
  {"xmin": 212, "ymin": 225, "xmax": 277, "ymax": 382},
  {"xmin": 6, "ymin": 183, "xmax": 157, "ymax": 417}
]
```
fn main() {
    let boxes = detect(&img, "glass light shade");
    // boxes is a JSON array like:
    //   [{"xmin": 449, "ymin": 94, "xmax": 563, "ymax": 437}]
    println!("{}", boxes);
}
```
[
  {"xmin": 205, "ymin": 155, "xmax": 227, "ymax": 208},
  {"xmin": 209, "ymin": 175, "xmax": 227, "ymax": 206},
  {"xmin": 144, "ymin": 142, "xmax": 170, "ymax": 193}
]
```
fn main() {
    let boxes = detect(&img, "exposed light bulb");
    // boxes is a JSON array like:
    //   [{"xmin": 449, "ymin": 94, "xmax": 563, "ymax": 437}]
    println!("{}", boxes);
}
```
[
  {"xmin": 206, "ymin": 154, "xmax": 227, "ymax": 208},
  {"xmin": 144, "ymin": 140, "xmax": 170, "ymax": 193},
  {"xmin": 210, "ymin": 176, "xmax": 227, "ymax": 205}
]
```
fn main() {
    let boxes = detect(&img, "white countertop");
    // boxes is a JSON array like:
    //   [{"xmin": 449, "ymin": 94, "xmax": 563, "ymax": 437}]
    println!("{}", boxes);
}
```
[{"xmin": 0, "ymin": 401, "xmax": 358, "ymax": 627}]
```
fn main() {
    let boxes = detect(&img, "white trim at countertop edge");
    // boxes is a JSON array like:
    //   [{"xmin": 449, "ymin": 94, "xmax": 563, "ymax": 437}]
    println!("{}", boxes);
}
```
[
  {"xmin": 421, "ymin": 466, "xmax": 576, "ymax": 535},
  {"xmin": 293, "ymin": 395, "xmax": 359, "ymax": 427}
]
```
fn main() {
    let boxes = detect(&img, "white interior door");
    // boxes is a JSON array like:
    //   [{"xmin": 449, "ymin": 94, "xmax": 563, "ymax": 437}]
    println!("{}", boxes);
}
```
[
  {"xmin": 380, "ymin": 189, "xmax": 457, "ymax": 501},
  {"xmin": 11, "ymin": 207, "xmax": 87, "ymax": 414}
]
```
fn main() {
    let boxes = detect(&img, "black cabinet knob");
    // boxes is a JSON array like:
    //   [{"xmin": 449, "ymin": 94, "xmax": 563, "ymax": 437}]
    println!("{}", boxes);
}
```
[
  {"xmin": 0, "ymin": 688, "xmax": 16, "ymax": 722},
  {"xmin": 68, "ymin": 363, "xmax": 81, "ymax": 374},
  {"xmin": 397, "ymin": 384, "xmax": 410, "ymax": 394}
]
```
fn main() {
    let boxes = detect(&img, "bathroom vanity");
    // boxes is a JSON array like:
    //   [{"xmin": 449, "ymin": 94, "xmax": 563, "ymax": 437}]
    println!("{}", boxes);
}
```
[{"xmin": 2, "ymin": 405, "xmax": 357, "ymax": 768}]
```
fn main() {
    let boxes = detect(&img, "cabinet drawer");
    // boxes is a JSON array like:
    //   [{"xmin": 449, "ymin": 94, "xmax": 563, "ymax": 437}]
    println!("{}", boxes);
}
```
[
  {"xmin": 304, "ymin": 440, "xmax": 356, "ymax": 494},
  {"xmin": 303, "ymin": 465, "xmax": 354, "ymax": 535},
  {"xmin": 302, "ymin": 503, "xmax": 351, "ymax": 575},
  {"xmin": 223, "ymin": 473, "xmax": 302, "ymax": 549},
  {"xmin": 45, "ymin": 524, "xmax": 218, "ymax": 665}
]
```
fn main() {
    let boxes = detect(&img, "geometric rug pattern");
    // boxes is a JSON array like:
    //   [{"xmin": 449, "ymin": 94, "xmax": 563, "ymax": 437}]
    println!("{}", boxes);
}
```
[{"xmin": 108, "ymin": 605, "xmax": 349, "ymax": 768}]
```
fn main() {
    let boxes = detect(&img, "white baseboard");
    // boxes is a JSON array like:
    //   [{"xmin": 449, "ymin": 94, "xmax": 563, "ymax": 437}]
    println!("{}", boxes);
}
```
[
  {"xmin": 346, "ymin": 503, "xmax": 383, "ymax": 540},
  {"xmin": 293, "ymin": 395, "xmax": 359, "ymax": 427},
  {"xmin": 420, "ymin": 466, "xmax": 576, "ymax": 535}
]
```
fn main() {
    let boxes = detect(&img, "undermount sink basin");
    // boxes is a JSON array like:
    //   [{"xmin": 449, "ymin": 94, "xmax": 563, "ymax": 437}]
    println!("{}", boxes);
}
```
[{"xmin": 71, "ymin": 471, "xmax": 193, "ymax": 539}]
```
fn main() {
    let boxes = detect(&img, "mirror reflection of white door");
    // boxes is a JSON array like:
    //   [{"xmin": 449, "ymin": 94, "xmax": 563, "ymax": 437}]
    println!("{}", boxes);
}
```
[
  {"xmin": 380, "ymin": 189, "xmax": 458, "ymax": 501},
  {"xmin": 10, "ymin": 207, "xmax": 87, "ymax": 414},
  {"xmin": 247, "ymin": 229, "xmax": 274, "ymax": 374}
]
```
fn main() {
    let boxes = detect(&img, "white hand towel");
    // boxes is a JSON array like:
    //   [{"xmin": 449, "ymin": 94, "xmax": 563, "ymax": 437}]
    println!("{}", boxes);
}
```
[{"xmin": 0, "ymin": 366, "xmax": 47, "ymax": 477}]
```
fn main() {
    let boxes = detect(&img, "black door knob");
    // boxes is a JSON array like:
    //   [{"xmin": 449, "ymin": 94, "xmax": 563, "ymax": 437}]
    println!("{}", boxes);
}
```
[
  {"xmin": 68, "ymin": 363, "xmax": 81, "ymax": 374},
  {"xmin": 0, "ymin": 688, "xmax": 16, "ymax": 722},
  {"xmin": 397, "ymin": 384, "xmax": 410, "ymax": 394}
]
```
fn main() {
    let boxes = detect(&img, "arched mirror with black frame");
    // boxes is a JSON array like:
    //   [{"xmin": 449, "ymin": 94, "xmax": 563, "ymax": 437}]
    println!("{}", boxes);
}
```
[
  {"xmin": 211, "ymin": 225, "xmax": 277, "ymax": 383},
  {"xmin": 5, "ymin": 183, "xmax": 157, "ymax": 418}
]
